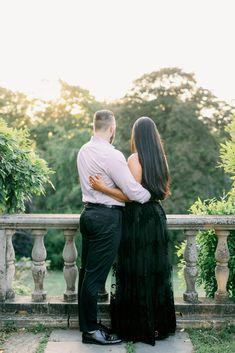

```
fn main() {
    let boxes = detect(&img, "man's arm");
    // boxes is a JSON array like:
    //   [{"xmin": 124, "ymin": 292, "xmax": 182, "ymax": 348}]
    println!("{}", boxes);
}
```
[{"xmin": 106, "ymin": 150, "xmax": 150, "ymax": 204}]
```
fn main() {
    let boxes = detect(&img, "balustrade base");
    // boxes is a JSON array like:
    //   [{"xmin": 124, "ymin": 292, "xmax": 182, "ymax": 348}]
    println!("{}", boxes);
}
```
[
  {"xmin": 63, "ymin": 293, "xmax": 77, "ymax": 302},
  {"xmin": 6, "ymin": 289, "xmax": 15, "ymax": 301},
  {"xmin": 0, "ymin": 296, "xmax": 235, "ymax": 330},
  {"xmin": 183, "ymin": 291, "xmax": 199, "ymax": 303},
  {"xmin": 214, "ymin": 291, "xmax": 231, "ymax": 303},
  {"xmin": 32, "ymin": 291, "xmax": 47, "ymax": 302}
]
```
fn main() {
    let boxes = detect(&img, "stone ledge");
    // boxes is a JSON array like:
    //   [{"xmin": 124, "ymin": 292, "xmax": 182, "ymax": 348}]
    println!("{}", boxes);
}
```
[
  {"xmin": 1, "ymin": 296, "xmax": 235, "ymax": 329},
  {"xmin": 0, "ymin": 314, "xmax": 234, "ymax": 330},
  {"xmin": 0, "ymin": 296, "xmax": 109, "ymax": 320},
  {"xmin": 1, "ymin": 296, "xmax": 234, "ymax": 316},
  {"xmin": 0, "ymin": 214, "xmax": 235, "ymax": 230}
]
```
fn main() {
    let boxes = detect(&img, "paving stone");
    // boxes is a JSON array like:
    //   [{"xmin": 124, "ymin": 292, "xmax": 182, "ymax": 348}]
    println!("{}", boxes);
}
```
[
  {"xmin": 135, "ymin": 331, "xmax": 193, "ymax": 353},
  {"xmin": 2, "ymin": 331, "xmax": 45, "ymax": 353},
  {"xmin": 45, "ymin": 329, "xmax": 125, "ymax": 353},
  {"xmin": 44, "ymin": 329, "xmax": 193, "ymax": 353},
  {"xmin": 45, "ymin": 341, "xmax": 126, "ymax": 353}
]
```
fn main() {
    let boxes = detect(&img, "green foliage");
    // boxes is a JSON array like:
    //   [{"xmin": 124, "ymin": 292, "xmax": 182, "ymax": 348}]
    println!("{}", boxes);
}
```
[
  {"xmin": 34, "ymin": 331, "xmax": 51, "ymax": 353},
  {"xmin": 110, "ymin": 67, "xmax": 233, "ymax": 213},
  {"xmin": 219, "ymin": 116, "xmax": 235, "ymax": 196},
  {"xmin": 1, "ymin": 70, "xmax": 234, "ymax": 215},
  {"xmin": 187, "ymin": 326, "xmax": 235, "ymax": 353},
  {"xmin": 0, "ymin": 87, "xmax": 31, "ymax": 129},
  {"xmin": 2, "ymin": 321, "xmax": 17, "ymax": 333},
  {"xmin": 44, "ymin": 230, "xmax": 65, "ymax": 270},
  {"xmin": 177, "ymin": 116, "xmax": 235, "ymax": 298},
  {"xmin": 13, "ymin": 257, "xmax": 51, "ymax": 295},
  {"xmin": 0, "ymin": 119, "xmax": 53, "ymax": 213},
  {"xmin": 29, "ymin": 81, "xmax": 100, "ymax": 214},
  {"xmin": 44, "ymin": 230, "xmax": 81, "ymax": 270},
  {"xmin": 190, "ymin": 197, "xmax": 235, "ymax": 298},
  {"xmin": 126, "ymin": 341, "xmax": 135, "ymax": 353},
  {"xmin": 28, "ymin": 324, "xmax": 47, "ymax": 334},
  {"xmin": 0, "ymin": 330, "xmax": 9, "ymax": 348}
]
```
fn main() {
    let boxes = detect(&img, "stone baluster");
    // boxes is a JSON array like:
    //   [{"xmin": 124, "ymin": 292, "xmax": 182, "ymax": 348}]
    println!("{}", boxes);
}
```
[
  {"xmin": 63, "ymin": 229, "xmax": 78, "ymax": 301},
  {"xmin": 214, "ymin": 230, "xmax": 230, "ymax": 302},
  {"xmin": 98, "ymin": 283, "xmax": 109, "ymax": 302},
  {"xmin": 6, "ymin": 229, "xmax": 15, "ymax": 300},
  {"xmin": 0, "ymin": 229, "xmax": 7, "ymax": 301},
  {"xmin": 31, "ymin": 229, "xmax": 47, "ymax": 302},
  {"xmin": 183, "ymin": 229, "xmax": 199, "ymax": 303}
]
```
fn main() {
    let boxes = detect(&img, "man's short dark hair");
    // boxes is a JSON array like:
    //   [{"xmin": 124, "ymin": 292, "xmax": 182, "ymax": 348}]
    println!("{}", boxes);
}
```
[{"xmin": 93, "ymin": 110, "xmax": 115, "ymax": 132}]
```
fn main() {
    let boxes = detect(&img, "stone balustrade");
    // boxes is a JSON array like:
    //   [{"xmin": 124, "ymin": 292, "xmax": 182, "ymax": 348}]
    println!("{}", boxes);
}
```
[{"xmin": 0, "ymin": 214, "xmax": 234, "ymax": 305}]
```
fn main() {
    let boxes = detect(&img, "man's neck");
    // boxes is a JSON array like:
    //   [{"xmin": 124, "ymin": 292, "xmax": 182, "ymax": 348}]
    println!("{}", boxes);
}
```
[{"xmin": 94, "ymin": 133, "xmax": 110, "ymax": 144}]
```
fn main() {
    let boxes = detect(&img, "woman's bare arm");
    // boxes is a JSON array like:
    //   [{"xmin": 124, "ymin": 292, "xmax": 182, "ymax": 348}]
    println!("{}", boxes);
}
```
[
  {"xmin": 89, "ymin": 154, "xmax": 142, "ymax": 202},
  {"xmin": 89, "ymin": 176, "xmax": 129, "ymax": 202}
]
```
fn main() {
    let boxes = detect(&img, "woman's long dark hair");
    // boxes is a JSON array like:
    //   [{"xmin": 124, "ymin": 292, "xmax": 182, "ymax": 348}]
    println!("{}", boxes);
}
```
[{"xmin": 131, "ymin": 116, "xmax": 170, "ymax": 200}]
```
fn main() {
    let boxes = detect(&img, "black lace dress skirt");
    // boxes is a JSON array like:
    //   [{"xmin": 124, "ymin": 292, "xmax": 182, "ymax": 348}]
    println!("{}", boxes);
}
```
[{"xmin": 110, "ymin": 201, "xmax": 176, "ymax": 346}]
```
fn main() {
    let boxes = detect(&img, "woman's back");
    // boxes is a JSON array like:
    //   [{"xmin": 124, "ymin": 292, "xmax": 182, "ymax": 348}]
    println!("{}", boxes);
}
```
[{"xmin": 111, "ymin": 117, "xmax": 176, "ymax": 346}]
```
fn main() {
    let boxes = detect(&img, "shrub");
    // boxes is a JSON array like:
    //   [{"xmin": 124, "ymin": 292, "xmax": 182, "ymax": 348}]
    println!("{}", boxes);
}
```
[
  {"xmin": 176, "ymin": 116, "xmax": 235, "ymax": 298},
  {"xmin": 0, "ymin": 119, "xmax": 53, "ymax": 213}
]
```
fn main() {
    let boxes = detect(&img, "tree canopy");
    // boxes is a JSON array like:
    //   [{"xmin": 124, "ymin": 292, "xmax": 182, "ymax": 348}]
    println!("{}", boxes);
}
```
[{"xmin": 1, "ymin": 67, "xmax": 234, "ymax": 214}]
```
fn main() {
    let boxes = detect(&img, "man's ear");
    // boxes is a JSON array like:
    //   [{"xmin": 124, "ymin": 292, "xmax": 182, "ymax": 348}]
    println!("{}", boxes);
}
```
[{"xmin": 109, "ymin": 125, "xmax": 114, "ymax": 134}]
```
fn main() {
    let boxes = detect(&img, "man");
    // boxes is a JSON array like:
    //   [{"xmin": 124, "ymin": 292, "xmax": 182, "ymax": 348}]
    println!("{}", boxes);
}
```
[{"xmin": 77, "ymin": 110, "xmax": 150, "ymax": 345}]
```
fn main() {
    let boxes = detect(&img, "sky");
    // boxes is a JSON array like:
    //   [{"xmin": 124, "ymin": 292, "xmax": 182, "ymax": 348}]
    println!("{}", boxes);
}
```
[{"xmin": 0, "ymin": 0, "xmax": 234, "ymax": 103}]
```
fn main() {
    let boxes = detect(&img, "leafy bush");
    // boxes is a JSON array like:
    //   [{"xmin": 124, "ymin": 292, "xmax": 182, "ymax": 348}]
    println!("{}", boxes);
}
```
[
  {"xmin": 176, "ymin": 116, "xmax": 235, "ymax": 298},
  {"xmin": 190, "ymin": 197, "xmax": 235, "ymax": 298},
  {"xmin": 0, "ymin": 119, "xmax": 53, "ymax": 213}
]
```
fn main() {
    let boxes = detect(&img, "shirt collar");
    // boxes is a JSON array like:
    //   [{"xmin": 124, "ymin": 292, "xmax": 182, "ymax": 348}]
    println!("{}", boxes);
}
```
[{"xmin": 91, "ymin": 135, "xmax": 115, "ymax": 148}]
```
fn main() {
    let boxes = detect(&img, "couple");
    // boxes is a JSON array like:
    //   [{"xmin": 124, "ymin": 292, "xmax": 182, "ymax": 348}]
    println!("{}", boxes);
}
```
[{"xmin": 77, "ymin": 110, "xmax": 176, "ymax": 346}]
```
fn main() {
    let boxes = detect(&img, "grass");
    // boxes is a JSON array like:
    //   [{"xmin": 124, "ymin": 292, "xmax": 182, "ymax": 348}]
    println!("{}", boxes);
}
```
[
  {"xmin": 0, "ymin": 331, "xmax": 9, "ymax": 350},
  {"xmin": 0, "ymin": 325, "xmax": 51, "ymax": 353},
  {"xmin": 126, "ymin": 341, "xmax": 135, "ymax": 353},
  {"xmin": 34, "ymin": 331, "xmax": 51, "ymax": 353},
  {"xmin": 187, "ymin": 326, "xmax": 235, "ymax": 353}
]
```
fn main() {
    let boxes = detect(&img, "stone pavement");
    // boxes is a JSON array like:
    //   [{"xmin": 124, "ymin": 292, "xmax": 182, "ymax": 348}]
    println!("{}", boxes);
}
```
[
  {"xmin": 44, "ymin": 329, "xmax": 194, "ymax": 353},
  {"xmin": 1, "ymin": 330, "xmax": 45, "ymax": 353}
]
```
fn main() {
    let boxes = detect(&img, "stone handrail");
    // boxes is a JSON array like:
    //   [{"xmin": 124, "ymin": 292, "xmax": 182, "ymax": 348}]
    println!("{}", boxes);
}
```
[{"xmin": 0, "ymin": 214, "xmax": 234, "ymax": 304}]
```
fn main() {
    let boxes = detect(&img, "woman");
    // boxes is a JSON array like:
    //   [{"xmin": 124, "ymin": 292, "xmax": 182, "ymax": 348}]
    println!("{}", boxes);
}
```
[{"xmin": 89, "ymin": 117, "xmax": 176, "ymax": 346}]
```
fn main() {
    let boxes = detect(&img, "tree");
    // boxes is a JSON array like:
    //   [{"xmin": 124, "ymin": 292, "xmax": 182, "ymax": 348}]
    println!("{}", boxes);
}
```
[
  {"xmin": 0, "ymin": 119, "xmax": 53, "ymax": 213},
  {"xmin": 110, "ymin": 67, "xmax": 233, "ymax": 213},
  {"xmin": 178, "ymin": 115, "xmax": 235, "ymax": 298},
  {"xmin": 30, "ymin": 81, "xmax": 101, "ymax": 213},
  {"xmin": 0, "ymin": 87, "xmax": 32, "ymax": 129}
]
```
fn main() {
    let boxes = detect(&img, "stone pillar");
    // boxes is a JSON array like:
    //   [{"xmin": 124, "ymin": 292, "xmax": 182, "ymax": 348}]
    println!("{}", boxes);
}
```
[
  {"xmin": 31, "ymin": 229, "xmax": 47, "ymax": 302},
  {"xmin": 98, "ymin": 283, "xmax": 109, "ymax": 302},
  {"xmin": 6, "ymin": 229, "xmax": 15, "ymax": 300},
  {"xmin": 0, "ymin": 229, "xmax": 7, "ymax": 302},
  {"xmin": 183, "ymin": 229, "xmax": 199, "ymax": 303},
  {"xmin": 214, "ymin": 230, "xmax": 230, "ymax": 302},
  {"xmin": 63, "ymin": 229, "xmax": 78, "ymax": 301}
]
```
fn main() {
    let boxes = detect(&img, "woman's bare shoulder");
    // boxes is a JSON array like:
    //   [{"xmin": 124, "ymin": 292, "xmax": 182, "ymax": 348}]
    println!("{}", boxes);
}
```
[
  {"xmin": 127, "ymin": 153, "xmax": 142, "ymax": 182},
  {"xmin": 127, "ymin": 153, "xmax": 140, "ymax": 164}
]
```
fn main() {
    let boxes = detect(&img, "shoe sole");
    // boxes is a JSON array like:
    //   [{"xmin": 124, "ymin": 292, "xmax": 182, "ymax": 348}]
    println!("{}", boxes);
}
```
[{"xmin": 82, "ymin": 337, "xmax": 122, "ymax": 345}]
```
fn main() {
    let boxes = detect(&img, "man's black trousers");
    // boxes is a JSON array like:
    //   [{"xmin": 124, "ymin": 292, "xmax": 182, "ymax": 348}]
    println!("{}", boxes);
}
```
[{"xmin": 78, "ymin": 205, "xmax": 122, "ymax": 332}]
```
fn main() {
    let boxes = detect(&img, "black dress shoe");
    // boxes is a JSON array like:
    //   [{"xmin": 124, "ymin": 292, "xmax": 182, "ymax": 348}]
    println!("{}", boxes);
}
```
[{"xmin": 82, "ymin": 329, "xmax": 122, "ymax": 345}]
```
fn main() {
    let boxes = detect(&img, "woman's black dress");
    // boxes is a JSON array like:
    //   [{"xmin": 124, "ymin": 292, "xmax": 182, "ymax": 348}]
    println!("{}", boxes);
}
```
[{"xmin": 110, "ymin": 200, "xmax": 176, "ymax": 346}]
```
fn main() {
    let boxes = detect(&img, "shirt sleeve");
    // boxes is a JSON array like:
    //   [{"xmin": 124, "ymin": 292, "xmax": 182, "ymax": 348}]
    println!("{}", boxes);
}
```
[{"xmin": 106, "ymin": 149, "xmax": 151, "ymax": 204}]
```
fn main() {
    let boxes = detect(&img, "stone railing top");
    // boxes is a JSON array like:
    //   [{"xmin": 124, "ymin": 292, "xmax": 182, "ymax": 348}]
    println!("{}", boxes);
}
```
[
  {"xmin": 166, "ymin": 214, "xmax": 235, "ymax": 230},
  {"xmin": 0, "ymin": 214, "xmax": 80, "ymax": 230},
  {"xmin": 0, "ymin": 214, "xmax": 235, "ymax": 231}
]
